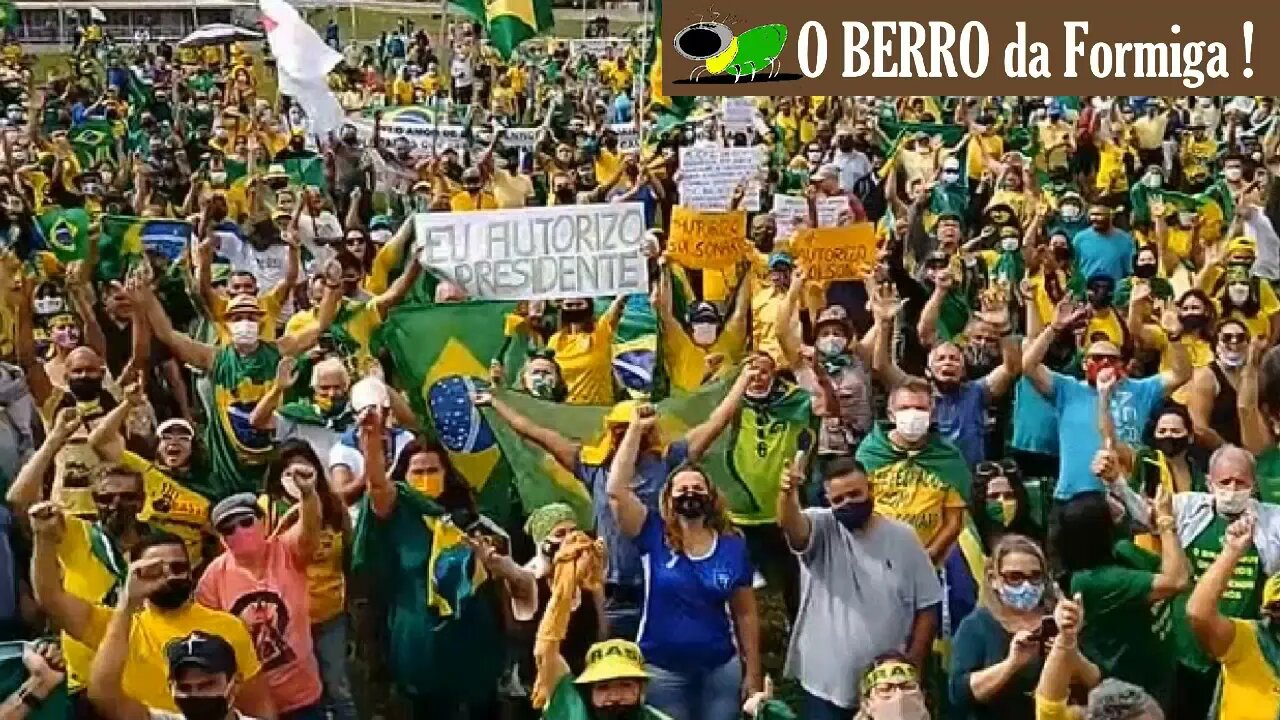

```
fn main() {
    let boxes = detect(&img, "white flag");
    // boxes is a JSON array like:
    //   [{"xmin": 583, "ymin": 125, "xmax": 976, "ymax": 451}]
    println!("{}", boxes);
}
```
[{"xmin": 259, "ymin": 0, "xmax": 345, "ymax": 137}]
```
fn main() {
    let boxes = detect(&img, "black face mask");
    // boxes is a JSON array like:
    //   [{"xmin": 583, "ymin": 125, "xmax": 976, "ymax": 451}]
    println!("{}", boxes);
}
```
[
  {"xmin": 1154, "ymin": 436, "xmax": 1191, "ymax": 458},
  {"xmin": 832, "ymin": 499, "xmax": 873, "ymax": 531},
  {"xmin": 838, "ymin": 138, "xmax": 855, "ymax": 152},
  {"xmin": 593, "ymin": 704, "xmax": 642, "ymax": 720},
  {"xmin": 672, "ymin": 493, "xmax": 710, "ymax": 519},
  {"xmin": 68, "ymin": 376, "xmax": 103, "ymax": 402},
  {"xmin": 1087, "ymin": 287, "xmax": 1113, "ymax": 309},
  {"xmin": 963, "ymin": 344, "xmax": 1001, "ymax": 378},
  {"xmin": 1134, "ymin": 263, "xmax": 1158, "ymax": 279},
  {"xmin": 555, "ymin": 187, "xmax": 576, "ymax": 203},
  {"xmin": 1179, "ymin": 313, "xmax": 1208, "ymax": 332},
  {"xmin": 97, "ymin": 504, "xmax": 142, "ymax": 536},
  {"xmin": 149, "ymin": 577, "xmax": 194, "ymax": 610},
  {"xmin": 174, "ymin": 694, "xmax": 230, "ymax": 720},
  {"xmin": 541, "ymin": 539, "xmax": 561, "ymax": 559},
  {"xmin": 342, "ymin": 134, "xmax": 358, "ymax": 146},
  {"xmin": 1051, "ymin": 246, "xmax": 1071, "ymax": 262}
]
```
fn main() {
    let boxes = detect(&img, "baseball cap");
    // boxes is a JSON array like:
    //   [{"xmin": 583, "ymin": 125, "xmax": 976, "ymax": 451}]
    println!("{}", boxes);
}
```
[
  {"xmin": 767, "ymin": 252, "xmax": 794, "ymax": 270},
  {"xmin": 350, "ymin": 377, "xmax": 391, "ymax": 414},
  {"xmin": 810, "ymin": 163, "xmax": 841, "ymax": 184},
  {"xmin": 687, "ymin": 301, "xmax": 721, "ymax": 324},
  {"xmin": 166, "ymin": 631, "xmax": 238, "ymax": 677},
  {"xmin": 814, "ymin": 305, "xmax": 852, "ymax": 332},
  {"xmin": 209, "ymin": 492, "xmax": 260, "ymax": 528},
  {"xmin": 156, "ymin": 418, "xmax": 195, "ymax": 437},
  {"xmin": 575, "ymin": 640, "xmax": 649, "ymax": 685}
]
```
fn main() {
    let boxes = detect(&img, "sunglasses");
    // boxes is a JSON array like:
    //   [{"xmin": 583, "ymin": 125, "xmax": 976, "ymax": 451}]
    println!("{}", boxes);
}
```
[
  {"xmin": 216, "ymin": 515, "xmax": 256, "ymax": 536},
  {"xmin": 870, "ymin": 680, "xmax": 920, "ymax": 697},
  {"xmin": 998, "ymin": 570, "xmax": 1043, "ymax": 585},
  {"xmin": 1220, "ymin": 332, "xmax": 1248, "ymax": 343},
  {"xmin": 92, "ymin": 491, "xmax": 143, "ymax": 505}
]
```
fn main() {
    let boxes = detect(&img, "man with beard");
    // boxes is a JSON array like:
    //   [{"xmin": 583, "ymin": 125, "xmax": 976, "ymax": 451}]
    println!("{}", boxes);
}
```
[
  {"xmin": 1023, "ymin": 300, "xmax": 1190, "ymax": 502},
  {"xmin": 30, "ymin": 513, "xmax": 275, "ymax": 719}
]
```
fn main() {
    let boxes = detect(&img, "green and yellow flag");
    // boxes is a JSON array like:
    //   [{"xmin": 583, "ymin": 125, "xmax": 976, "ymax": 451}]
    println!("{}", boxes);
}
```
[
  {"xmin": 0, "ymin": 0, "xmax": 17, "ymax": 30},
  {"xmin": 34, "ymin": 207, "xmax": 92, "ymax": 266},
  {"xmin": 449, "ymin": 0, "xmax": 555, "ymax": 61},
  {"xmin": 69, "ymin": 119, "xmax": 116, "ymax": 169}
]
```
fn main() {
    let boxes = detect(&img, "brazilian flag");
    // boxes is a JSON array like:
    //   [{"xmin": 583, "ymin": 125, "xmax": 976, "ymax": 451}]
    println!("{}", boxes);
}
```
[
  {"xmin": 280, "ymin": 157, "xmax": 327, "ymax": 191},
  {"xmin": 101, "ymin": 215, "xmax": 190, "ymax": 274},
  {"xmin": 69, "ymin": 119, "xmax": 115, "ymax": 169},
  {"xmin": 34, "ymin": 207, "xmax": 92, "ymax": 266},
  {"xmin": 449, "ymin": 0, "xmax": 554, "ymax": 61},
  {"xmin": 0, "ymin": 0, "xmax": 16, "ymax": 30},
  {"xmin": 647, "ymin": 0, "xmax": 696, "ymax": 133},
  {"xmin": 375, "ymin": 301, "xmax": 536, "ymax": 524}
]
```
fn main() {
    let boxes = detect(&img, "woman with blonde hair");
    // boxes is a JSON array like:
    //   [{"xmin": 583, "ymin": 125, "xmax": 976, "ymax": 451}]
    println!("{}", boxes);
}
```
[
  {"xmin": 607, "ymin": 403, "xmax": 761, "ymax": 720},
  {"xmin": 949, "ymin": 534, "xmax": 1058, "ymax": 720}
]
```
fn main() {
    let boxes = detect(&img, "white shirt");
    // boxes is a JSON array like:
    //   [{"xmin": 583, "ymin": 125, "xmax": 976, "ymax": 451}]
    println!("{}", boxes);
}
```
[
  {"xmin": 216, "ymin": 230, "xmax": 291, "ymax": 297},
  {"xmin": 832, "ymin": 149, "xmax": 872, "ymax": 193},
  {"xmin": 295, "ymin": 211, "xmax": 343, "ymax": 266},
  {"xmin": 450, "ymin": 56, "xmax": 474, "ymax": 88}
]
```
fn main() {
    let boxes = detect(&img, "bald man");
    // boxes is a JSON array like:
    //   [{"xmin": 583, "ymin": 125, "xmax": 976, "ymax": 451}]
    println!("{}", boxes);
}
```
[{"xmin": 273, "ymin": 357, "xmax": 353, "ymax": 462}]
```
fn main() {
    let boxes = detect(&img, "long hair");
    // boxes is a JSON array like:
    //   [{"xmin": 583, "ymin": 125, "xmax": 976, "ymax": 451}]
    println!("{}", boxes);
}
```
[
  {"xmin": 986, "ymin": 534, "xmax": 1057, "ymax": 622},
  {"xmin": 1177, "ymin": 289, "xmax": 1218, "ymax": 343},
  {"xmin": 969, "ymin": 460, "xmax": 1035, "ymax": 553},
  {"xmin": 391, "ymin": 438, "xmax": 475, "ymax": 514},
  {"xmin": 1053, "ymin": 491, "xmax": 1117, "ymax": 585},
  {"xmin": 264, "ymin": 438, "xmax": 347, "ymax": 531},
  {"xmin": 658, "ymin": 463, "xmax": 737, "ymax": 556}
]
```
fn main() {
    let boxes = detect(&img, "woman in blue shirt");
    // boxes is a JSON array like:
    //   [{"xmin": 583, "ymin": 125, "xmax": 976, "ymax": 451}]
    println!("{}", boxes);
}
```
[{"xmin": 606, "ymin": 403, "xmax": 760, "ymax": 720}]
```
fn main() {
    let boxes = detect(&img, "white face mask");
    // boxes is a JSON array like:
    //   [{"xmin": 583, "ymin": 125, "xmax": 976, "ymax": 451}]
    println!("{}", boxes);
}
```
[
  {"xmin": 33, "ymin": 297, "xmax": 64, "ymax": 315},
  {"xmin": 690, "ymin": 322, "xmax": 718, "ymax": 346},
  {"xmin": 1225, "ymin": 167, "xmax": 1244, "ymax": 182},
  {"xmin": 1218, "ymin": 346, "xmax": 1246, "ymax": 368},
  {"xmin": 1213, "ymin": 487, "xmax": 1251, "ymax": 516},
  {"xmin": 229, "ymin": 320, "xmax": 259, "ymax": 346},
  {"xmin": 892, "ymin": 408, "xmax": 931, "ymax": 443},
  {"xmin": 1000, "ymin": 236, "xmax": 1020, "ymax": 252},
  {"xmin": 1178, "ymin": 211, "xmax": 1197, "ymax": 227},
  {"xmin": 1228, "ymin": 284, "xmax": 1251, "ymax": 305},
  {"xmin": 866, "ymin": 692, "xmax": 930, "ymax": 720},
  {"xmin": 1144, "ymin": 174, "xmax": 1163, "ymax": 189},
  {"xmin": 816, "ymin": 336, "xmax": 848, "ymax": 358},
  {"xmin": 1060, "ymin": 205, "xmax": 1082, "ymax": 222}
]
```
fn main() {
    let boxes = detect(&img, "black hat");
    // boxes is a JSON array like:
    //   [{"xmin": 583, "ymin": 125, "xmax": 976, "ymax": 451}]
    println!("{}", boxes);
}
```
[{"xmin": 166, "ymin": 631, "xmax": 237, "ymax": 677}]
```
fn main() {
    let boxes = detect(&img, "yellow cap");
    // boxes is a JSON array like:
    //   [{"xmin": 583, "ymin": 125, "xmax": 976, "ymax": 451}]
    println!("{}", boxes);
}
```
[
  {"xmin": 575, "ymin": 640, "xmax": 648, "ymax": 685},
  {"xmin": 578, "ymin": 400, "xmax": 642, "ymax": 466}
]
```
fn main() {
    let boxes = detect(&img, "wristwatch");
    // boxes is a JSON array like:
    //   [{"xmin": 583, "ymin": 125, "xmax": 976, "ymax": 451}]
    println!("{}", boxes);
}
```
[{"xmin": 17, "ymin": 686, "xmax": 45, "ymax": 710}]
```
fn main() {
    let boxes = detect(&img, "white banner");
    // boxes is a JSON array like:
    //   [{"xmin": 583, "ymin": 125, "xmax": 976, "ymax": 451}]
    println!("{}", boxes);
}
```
[
  {"xmin": 772, "ymin": 194, "xmax": 855, "ymax": 240},
  {"xmin": 721, "ymin": 97, "xmax": 758, "ymax": 134},
  {"xmin": 678, "ymin": 147, "xmax": 763, "ymax": 211},
  {"xmin": 568, "ymin": 38, "xmax": 629, "ymax": 57},
  {"xmin": 377, "ymin": 122, "xmax": 469, "ymax": 151},
  {"xmin": 415, "ymin": 204, "xmax": 650, "ymax": 301}
]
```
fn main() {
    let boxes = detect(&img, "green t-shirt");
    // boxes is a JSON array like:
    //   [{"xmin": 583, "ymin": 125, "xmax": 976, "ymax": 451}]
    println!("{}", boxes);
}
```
[
  {"xmin": 1070, "ymin": 540, "xmax": 1176, "ymax": 703},
  {"xmin": 542, "ymin": 674, "xmax": 673, "ymax": 720},
  {"xmin": 1255, "ymin": 446, "xmax": 1280, "ymax": 504},
  {"xmin": 1171, "ymin": 514, "xmax": 1264, "ymax": 671},
  {"xmin": 204, "ymin": 343, "xmax": 281, "ymax": 499}
]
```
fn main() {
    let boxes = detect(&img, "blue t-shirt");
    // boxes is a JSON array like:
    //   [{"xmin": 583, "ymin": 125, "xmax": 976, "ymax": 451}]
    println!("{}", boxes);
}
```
[
  {"xmin": 634, "ymin": 512, "xmax": 752, "ymax": 673},
  {"xmin": 1051, "ymin": 372, "xmax": 1165, "ymax": 498},
  {"xmin": 1011, "ymin": 377, "xmax": 1059, "ymax": 455},
  {"xmin": 1071, "ymin": 227, "xmax": 1135, "ymax": 283},
  {"xmin": 575, "ymin": 440, "xmax": 689, "ymax": 588},
  {"xmin": 934, "ymin": 381, "xmax": 987, "ymax": 468}
]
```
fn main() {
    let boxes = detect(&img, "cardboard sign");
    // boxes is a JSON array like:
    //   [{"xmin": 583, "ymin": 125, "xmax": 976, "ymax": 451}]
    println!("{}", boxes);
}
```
[
  {"xmin": 666, "ymin": 207, "xmax": 749, "ymax": 270},
  {"xmin": 416, "ymin": 203, "xmax": 650, "ymax": 301},
  {"xmin": 678, "ymin": 146, "xmax": 763, "ymax": 211},
  {"xmin": 790, "ymin": 224, "xmax": 877, "ymax": 282},
  {"xmin": 721, "ymin": 97, "xmax": 759, "ymax": 133}
]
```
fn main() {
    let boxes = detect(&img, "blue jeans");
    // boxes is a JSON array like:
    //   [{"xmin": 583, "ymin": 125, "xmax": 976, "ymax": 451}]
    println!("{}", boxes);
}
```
[
  {"xmin": 645, "ymin": 656, "xmax": 741, "ymax": 720},
  {"xmin": 312, "ymin": 615, "xmax": 358, "ymax": 720},
  {"xmin": 803, "ymin": 688, "xmax": 856, "ymax": 720}
]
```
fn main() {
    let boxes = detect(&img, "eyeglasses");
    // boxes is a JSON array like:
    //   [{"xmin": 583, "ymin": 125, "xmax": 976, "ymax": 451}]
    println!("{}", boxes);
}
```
[
  {"xmin": 92, "ymin": 491, "xmax": 143, "ymax": 505},
  {"xmin": 1220, "ymin": 332, "xmax": 1248, "ymax": 343},
  {"xmin": 870, "ymin": 680, "xmax": 920, "ymax": 698},
  {"xmin": 216, "ymin": 515, "xmax": 256, "ymax": 535}
]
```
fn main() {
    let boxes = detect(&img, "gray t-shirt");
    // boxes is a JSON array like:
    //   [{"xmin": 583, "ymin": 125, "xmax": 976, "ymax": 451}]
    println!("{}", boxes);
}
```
[{"xmin": 784, "ymin": 510, "xmax": 943, "ymax": 710}]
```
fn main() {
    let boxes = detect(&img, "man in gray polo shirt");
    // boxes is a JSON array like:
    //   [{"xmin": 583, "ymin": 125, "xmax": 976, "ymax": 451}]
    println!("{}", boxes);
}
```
[{"xmin": 776, "ymin": 457, "xmax": 942, "ymax": 719}]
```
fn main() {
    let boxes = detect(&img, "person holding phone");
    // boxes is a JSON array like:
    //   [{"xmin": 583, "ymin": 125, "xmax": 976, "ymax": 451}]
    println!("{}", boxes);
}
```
[{"xmin": 949, "ymin": 535, "xmax": 1057, "ymax": 720}]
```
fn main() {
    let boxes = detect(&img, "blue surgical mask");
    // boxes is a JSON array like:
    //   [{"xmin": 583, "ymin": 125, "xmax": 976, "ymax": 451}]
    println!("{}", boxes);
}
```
[{"xmin": 997, "ymin": 580, "xmax": 1044, "ymax": 612}]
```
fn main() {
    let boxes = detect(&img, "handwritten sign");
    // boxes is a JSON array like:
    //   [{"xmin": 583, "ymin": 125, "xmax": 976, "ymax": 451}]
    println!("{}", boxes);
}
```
[
  {"xmin": 415, "ymin": 204, "xmax": 650, "ymax": 301},
  {"xmin": 667, "ymin": 207, "xmax": 748, "ymax": 270},
  {"xmin": 721, "ymin": 97, "xmax": 758, "ymax": 134},
  {"xmin": 568, "ymin": 38, "xmax": 628, "ymax": 57},
  {"xmin": 772, "ymin": 194, "xmax": 855, "ymax": 242},
  {"xmin": 678, "ymin": 147, "xmax": 762, "ymax": 211},
  {"xmin": 790, "ymin": 224, "xmax": 877, "ymax": 282}
]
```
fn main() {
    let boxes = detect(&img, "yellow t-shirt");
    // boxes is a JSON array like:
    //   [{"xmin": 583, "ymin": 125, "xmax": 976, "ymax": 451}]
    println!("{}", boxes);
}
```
[
  {"xmin": 1132, "ymin": 115, "xmax": 1168, "ymax": 150},
  {"xmin": 492, "ymin": 169, "xmax": 533, "ymax": 209},
  {"xmin": 58, "ymin": 516, "xmax": 124, "ymax": 690},
  {"xmin": 1181, "ymin": 137, "xmax": 1219, "ymax": 182},
  {"xmin": 83, "ymin": 602, "xmax": 262, "ymax": 714},
  {"xmin": 366, "ymin": 239, "xmax": 406, "ymax": 296},
  {"xmin": 866, "ymin": 459, "xmax": 968, "ymax": 550},
  {"xmin": 702, "ymin": 250, "xmax": 767, "ymax": 304},
  {"xmin": 285, "ymin": 298, "xmax": 383, "ymax": 364},
  {"xmin": 1096, "ymin": 140, "xmax": 1131, "ymax": 194},
  {"xmin": 1085, "ymin": 308, "xmax": 1126, "ymax": 346},
  {"xmin": 391, "ymin": 78, "xmax": 414, "ymax": 106},
  {"xmin": 1217, "ymin": 620, "xmax": 1280, "ymax": 720},
  {"xmin": 1035, "ymin": 696, "xmax": 1084, "ymax": 720},
  {"xmin": 546, "ymin": 316, "xmax": 617, "ymax": 406},
  {"xmin": 306, "ymin": 528, "xmax": 346, "ymax": 623},
  {"xmin": 750, "ymin": 287, "xmax": 786, "ymax": 363},
  {"xmin": 508, "ymin": 66, "xmax": 528, "ymax": 94},
  {"xmin": 449, "ymin": 191, "xmax": 499, "ymax": 212},
  {"xmin": 595, "ymin": 148, "xmax": 622, "ymax": 187},
  {"xmin": 209, "ymin": 287, "xmax": 287, "ymax": 343},
  {"xmin": 664, "ymin": 322, "xmax": 745, "ymax": 393},
  {"xmin": 967, "ymin": 134, "xmax": 1003, "ymax": 179}
]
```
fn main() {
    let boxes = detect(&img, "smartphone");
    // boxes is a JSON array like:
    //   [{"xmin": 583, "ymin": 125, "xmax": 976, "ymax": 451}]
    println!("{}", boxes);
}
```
[
  {"xmin": 466, "ymin": 514, "xmax": 511, "ymax": 554},
  {"xmin": 1036, "ymin": 615, "xmax": 1059, "ymax": 642}
]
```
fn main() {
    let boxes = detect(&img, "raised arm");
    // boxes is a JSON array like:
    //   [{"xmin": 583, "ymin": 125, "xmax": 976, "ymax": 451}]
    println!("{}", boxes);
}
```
[
  {"xmin": 249, "ymin": 356, "xmax": 296, "ymax": 430},
  {"xmin": 776, "ymin": 268, "xmax": 807, "ymax": 369},
  {"xmin": 6, "ymin": 408, "xmax": 79, "ymax": 521},
  {"xmin": 776, "ymin": 461, "xmax": 811, "ymax": 551},
  {"xmin": 14, "ymin": 277, "xmax": 54, "ymax": 406},
  {"xmin": 28, "ymin": 502, "xmax": 95, "ymax": 643},
  {"xmin": 369, "ymin": 256, "xmax": 422, "ymax": 317},
  {"xmin": 1187, "ymin": 514, "xmax": 1254, "ymax": 659},
  {"xmin": 869, "ymin": 284, "xmax": 908, "ymax": 388},
  {"xmin": 915, "ymin": 273, "xmax": 953, "ymax": 350},
  {"xmin": 278, "ymin": 269, "xmax": 342, "ymax": 358},
  {"xmin": 1239, "ymin": 339, "xmax": 1273, "ymax": 454},
  {"xmin": 1158, "ymin": 314, "xmax": 1193, "ymax": 397},
  {"xmin": 130, "ymin": 276, "xmax": 215, "ymax": 371},
  {"xmin": 361, "ymin": 409, "xmax": 396, "ymax": 519},
  {"xmin": 683, "ymin": 366, "xmax": 751, "ymax": 461},
  {"xmin": 482, "ymin": 392, "xmax": 578, "ymax": 472},
  {"xmin": 1022, "ymin": 300, "xmax": 1083, "ymax": 398},
  {"xmin": 605, "ymin": 407, "xmax": 654, "ymax": 538},
  {"xmin": 1148, "ymin": 484, "xmax": 1193, "ymax": 601},
  {"xmin": 88, "ymin": 561, "xmax": 166, "ymax": 720},
  {"xmin": 284, "ymin": 460, "xmax": 322, "ymax": 560},
  {"xmin": 87, "ymin": 381, "xmax": 146, "ymax": 463}
]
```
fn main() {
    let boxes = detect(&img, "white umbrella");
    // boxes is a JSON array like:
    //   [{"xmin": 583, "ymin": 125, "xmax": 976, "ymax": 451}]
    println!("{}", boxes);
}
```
[{"xmin": 178, "ymin": 23, "xmax": 264, "ymax": 48}]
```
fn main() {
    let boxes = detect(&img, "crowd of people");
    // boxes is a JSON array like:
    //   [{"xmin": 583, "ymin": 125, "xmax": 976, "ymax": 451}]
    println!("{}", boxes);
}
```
[{"xmin": 0, "ymin": 7, "xmax": 1278, "ymax": 720}]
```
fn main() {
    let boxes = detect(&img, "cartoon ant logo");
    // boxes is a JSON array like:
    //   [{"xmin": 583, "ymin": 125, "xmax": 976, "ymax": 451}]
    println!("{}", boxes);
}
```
[{"xmin": 673, "ymin": 10, "xmax": 787, "ymax": 83}]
